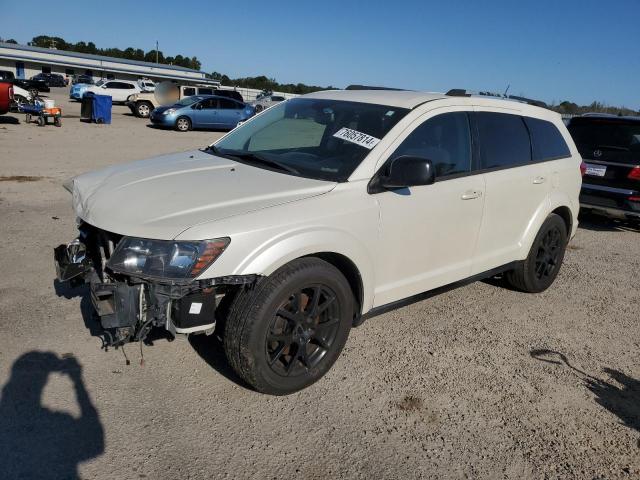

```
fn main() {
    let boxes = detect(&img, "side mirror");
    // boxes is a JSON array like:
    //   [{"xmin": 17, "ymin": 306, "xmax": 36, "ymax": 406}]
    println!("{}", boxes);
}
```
[{"xmin": 369, "ymin": 156, "xmax": 435, "ymax": 193}]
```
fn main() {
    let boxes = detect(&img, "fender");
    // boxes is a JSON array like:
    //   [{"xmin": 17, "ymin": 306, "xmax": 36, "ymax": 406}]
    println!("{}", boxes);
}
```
[
  {"xmin": 518, "ymin": 191, "xmax": 576, "ymax": 259},
  {"xmin": 233, "ymin": 226, "xmax": 376, "ymax": 313}
]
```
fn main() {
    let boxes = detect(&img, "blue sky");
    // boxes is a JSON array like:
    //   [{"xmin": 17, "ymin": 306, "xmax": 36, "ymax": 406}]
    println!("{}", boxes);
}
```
[{"xmin": 2, "ymin": 0, "xmax": 639, "ymax": 107}]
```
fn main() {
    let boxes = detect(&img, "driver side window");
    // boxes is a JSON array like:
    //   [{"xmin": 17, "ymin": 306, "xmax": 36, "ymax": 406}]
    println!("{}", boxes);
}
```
[{"xmin": 392, "ymin": 112, "xmax": 472, "ymax": 178}]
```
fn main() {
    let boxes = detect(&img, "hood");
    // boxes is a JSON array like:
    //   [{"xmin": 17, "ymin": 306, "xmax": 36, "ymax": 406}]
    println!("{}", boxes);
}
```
[
  {"xmin": 152, "ymin": 104, "xmax": 180, "ymax": 114},
  {"xmin": 68, "ymin": 149, "xmax": 336, "ymax": 239}
]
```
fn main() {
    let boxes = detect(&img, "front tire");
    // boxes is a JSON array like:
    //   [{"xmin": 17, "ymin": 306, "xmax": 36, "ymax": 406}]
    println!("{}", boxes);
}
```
[
  {"xmin": 505, "ymin": 213, "xmax": 568, "ymax": 293},
  {"xmin": 175, "ymin": 116, "xmax": 191, "ymax": 132},
  {"xmin": 223, "ymin": 258, "xmax": 354, "ymax": 395}
]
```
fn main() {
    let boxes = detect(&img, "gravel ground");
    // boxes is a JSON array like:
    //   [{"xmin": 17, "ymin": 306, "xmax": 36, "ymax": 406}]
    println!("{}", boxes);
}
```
[{"xmin": 0, "ymin": 89, "xmax": 638, "ymax": 479}]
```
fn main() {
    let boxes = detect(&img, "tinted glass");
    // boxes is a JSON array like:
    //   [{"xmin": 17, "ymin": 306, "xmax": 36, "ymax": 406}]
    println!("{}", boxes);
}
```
[
  {"xmin": 183, "ymin": 87, "xmax": 196, "ymax": 96},
  {"xmin": 198, "ymin": 88, "xmax": 214, "ymax": 95},
  {"xmin": 524, "ymin": 117, "xmax": 570, "ymax": 161},
  {"xmin": 391, "ymin": 112, "xmax": 472, "ymax": 178},
  {"xmin": 201, "ymin": 98, "xmax": 218, "ymax": 109},
  {"xmin": 219, "ymin": 98, "xmax": 240, "ymax": 109},
  {"xmin": 477, "ymin": 112, "xmax": 531, "ymax": 169},
  {"xmin": 272, "ymin": 96, "xmax": 285, "ymax": 101},
  {"xmin": 568, "ymin": 118, "xmax": 640, "ymax": 152}
]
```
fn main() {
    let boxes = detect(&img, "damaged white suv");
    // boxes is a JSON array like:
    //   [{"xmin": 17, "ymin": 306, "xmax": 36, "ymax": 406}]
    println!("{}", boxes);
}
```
[{"xmin": 55, "ymin": 89, "xmax": 582, "ymax": 394}]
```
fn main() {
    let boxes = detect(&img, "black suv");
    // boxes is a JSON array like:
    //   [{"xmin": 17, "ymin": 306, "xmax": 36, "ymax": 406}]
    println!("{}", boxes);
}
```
[
  {"xmin": 567, "ymin": 115, "xmax": 640, "ymax": 221},
  {"xmin": 31, "ymin": 73, "xmax": 66, "ymax": 87}
]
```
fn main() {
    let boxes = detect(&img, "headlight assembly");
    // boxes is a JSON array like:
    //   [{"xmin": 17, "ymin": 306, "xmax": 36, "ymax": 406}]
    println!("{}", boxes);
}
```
[
  {"xmin": 163, "ymin": 108, "xmax": 176, "ymax": 116},
  {"xmin": 107, "ymin": 237, "xmax": 229, "ymax": 280}
]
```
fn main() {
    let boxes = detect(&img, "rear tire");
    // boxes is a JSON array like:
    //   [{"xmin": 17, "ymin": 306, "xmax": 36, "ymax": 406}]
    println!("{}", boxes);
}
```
[
  {"xmin": 223, "ymin": 258, "xmax": 354, "ymax": 395},
  {"xmin": 175, "ymin": 116, "xmax": 191, "ymax": 132},
  {"xmin": 255, "ymin": 104, "xmax": 263, "ymax": 113},
  {"xmin": 136, "ymin": 101, "xmax": 153, "ymax": 118},
  {"xmin": 505, "ymin": 213, "xmax": 567, "ymax": 293}
]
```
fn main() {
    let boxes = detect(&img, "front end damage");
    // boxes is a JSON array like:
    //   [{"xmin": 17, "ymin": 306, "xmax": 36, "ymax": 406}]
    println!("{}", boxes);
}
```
[{"xmin": 55, "ymin": 223, "xmax": 257, "ymax": 347}]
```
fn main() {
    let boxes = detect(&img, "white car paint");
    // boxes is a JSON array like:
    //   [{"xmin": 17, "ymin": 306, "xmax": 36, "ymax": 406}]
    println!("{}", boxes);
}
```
[
  {"xmin": 65, "ymin": 89, "xmax": 581, "ymax": 316},
  {"xmin": 11, "ymin": 84, "xmax": 32, "ymax": 102},
  {"xmin": 83, "ymin": 80, "xmax": 141, "ymax": 103}
]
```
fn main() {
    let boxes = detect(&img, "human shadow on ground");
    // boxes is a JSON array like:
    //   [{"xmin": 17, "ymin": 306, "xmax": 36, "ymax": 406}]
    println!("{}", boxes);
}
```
[
  {"xmin": 530, "ymin": 349, "xmax": 639, "ymax": 433},
  {"xmin": 0, "ymin": 351, "xmax": 105, "ymax": 479},
  {"xmin": 0, "ymin": 116, "xmax": 19, "ymax": 124}
]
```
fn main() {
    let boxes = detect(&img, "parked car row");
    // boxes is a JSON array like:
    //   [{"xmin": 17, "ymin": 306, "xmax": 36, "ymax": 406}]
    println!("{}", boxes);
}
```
[{"xmin": 125, "ymin": 83, "xmax": 243, "ymax": 118}]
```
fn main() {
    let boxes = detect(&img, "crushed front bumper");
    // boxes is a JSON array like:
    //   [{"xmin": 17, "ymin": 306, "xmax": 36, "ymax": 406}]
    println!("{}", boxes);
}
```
[{"xmin": 54, "ymin": 227, "xmax": 257, "ymax": 347}]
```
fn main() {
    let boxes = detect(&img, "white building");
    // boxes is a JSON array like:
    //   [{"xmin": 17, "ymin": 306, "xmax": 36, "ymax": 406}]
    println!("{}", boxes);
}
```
[{"xmin": 0, "ymin": 41, "xmax": 218, "ymax": 85}]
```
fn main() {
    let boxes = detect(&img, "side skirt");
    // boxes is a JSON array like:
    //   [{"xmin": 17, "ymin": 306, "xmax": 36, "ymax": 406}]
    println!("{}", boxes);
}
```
[{"xmin": 355, "ymin": 261, "xmax": 518, "ymax": 326}]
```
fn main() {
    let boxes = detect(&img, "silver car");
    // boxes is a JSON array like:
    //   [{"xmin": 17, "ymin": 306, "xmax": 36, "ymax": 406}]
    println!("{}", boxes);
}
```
[{"xmin": 250, "ymin": 91, "xmax": 286, "ymax": 112}]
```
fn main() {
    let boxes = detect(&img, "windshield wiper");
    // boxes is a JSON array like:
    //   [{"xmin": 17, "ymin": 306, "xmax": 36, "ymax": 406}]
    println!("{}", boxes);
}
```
[{"xmin": 222, "ymin": 151, "xmax": 300, "ymax": 175}]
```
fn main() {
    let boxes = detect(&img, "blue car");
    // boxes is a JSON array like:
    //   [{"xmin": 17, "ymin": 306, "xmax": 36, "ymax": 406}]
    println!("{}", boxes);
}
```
[
  {"xmin": 70, "ymin": 82, "xmax": 91, "ymax": 100},
  {"xmin": 150, "ymin": 95, "xmax": 256, "ymax": 131}
]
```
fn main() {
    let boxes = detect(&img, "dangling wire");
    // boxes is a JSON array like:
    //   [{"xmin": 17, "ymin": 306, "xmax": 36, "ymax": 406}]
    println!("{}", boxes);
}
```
[
  {"xmin": 139, "ymin": 340, "xmax": 145, "ymax": 367},
  {"xmin": 120, "ymin": 344, "xmax": 130, "ymax": 366}
]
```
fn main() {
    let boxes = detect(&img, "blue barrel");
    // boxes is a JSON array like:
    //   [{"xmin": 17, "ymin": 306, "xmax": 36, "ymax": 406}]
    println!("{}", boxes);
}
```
[{"xmin": 91, "ymin": 94, "xmax": 112, "ymax": 124}]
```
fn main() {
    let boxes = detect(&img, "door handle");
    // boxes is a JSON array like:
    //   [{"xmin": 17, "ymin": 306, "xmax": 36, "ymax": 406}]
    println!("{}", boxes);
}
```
[
  {"xmin": 533, "ymin": 176, "xmax": 546, "ymax": 184},
  {"xmin": 461, "ymin": 190, "xmax": 482, "ymax": 200}
]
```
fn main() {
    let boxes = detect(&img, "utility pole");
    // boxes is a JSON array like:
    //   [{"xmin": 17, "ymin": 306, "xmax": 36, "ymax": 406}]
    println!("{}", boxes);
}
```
[{"xmin": 155, "ymin": 41, "xmax": 159, "ymax": 63}]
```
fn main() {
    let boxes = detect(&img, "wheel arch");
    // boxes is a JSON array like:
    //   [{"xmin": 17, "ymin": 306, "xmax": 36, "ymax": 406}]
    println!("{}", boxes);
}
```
[
  {"xmin": 219, "ymin": 228, "xmax": 376, "ymax": 315},
  {"xmin": 306, "ymin": 252, "xmax": 364, "ymax": 324},
  {"xmin": 550, "ymin": 205, "xmax": 573, "ymax": 237}
]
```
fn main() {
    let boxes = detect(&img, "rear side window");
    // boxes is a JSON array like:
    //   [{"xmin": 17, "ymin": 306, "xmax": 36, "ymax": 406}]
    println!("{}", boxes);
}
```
[
  {"xmin": 183, "ymin": 87, "xmax": 196, "ymax": 96},
  {"xmin": 524, "ymin": 117, "xmax": 570, "ymax": 161},
  {"xmin": 391, "ymin": 112, "xmax": 472, "ymax": 178},
  {"xmin": 477, "ymin": 112, "xmax": 531, "ymax": 169}
]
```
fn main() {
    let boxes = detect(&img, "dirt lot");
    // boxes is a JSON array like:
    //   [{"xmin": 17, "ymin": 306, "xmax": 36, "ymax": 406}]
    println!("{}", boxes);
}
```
[{"xmin": 0, "ymin": 89, "xmax": 638, "ymax": 479}]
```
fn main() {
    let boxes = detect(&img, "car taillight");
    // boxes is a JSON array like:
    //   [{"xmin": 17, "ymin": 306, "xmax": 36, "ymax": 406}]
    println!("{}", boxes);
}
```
[
  {"xmin": 580, "ymin": 161, "xmax": 587, "ymax": 176},
  {"xmin": 629, "ymin": 196, "xmax": 640, "ymax": 202},
  {"xmin": 628, "ymin": 166, "xmax": 640, "ymax": 181}
]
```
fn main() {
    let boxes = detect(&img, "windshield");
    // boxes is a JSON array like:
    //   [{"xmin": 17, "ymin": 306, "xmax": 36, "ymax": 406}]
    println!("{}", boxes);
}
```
[
  {"xmin": 176, "ymin": 96, "xmax": 203, "ymax": 107},
  {"xmin": 212, "ymin": 98, "xmax": 409, "ymax": 181},
  {"xmin": 95, "ymin": 80, "xmax": 105, "ymax": 87}
]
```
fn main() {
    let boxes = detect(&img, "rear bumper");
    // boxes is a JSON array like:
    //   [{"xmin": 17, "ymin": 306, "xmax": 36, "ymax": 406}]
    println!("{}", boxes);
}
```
[{"xmin": 580, "ymin": 183, "xmax": 640, "ymax": 219}]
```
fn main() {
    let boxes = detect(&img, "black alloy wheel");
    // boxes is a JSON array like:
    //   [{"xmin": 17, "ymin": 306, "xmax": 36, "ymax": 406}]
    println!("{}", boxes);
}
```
[
  {"xmin": 266, "ymin": 285, "xmax": 340, "ymax": 377},
  {"xmin": 223, "ymin": 258, "xmax": 354, "ymax": 395},
  {"xmin": 534, "ymin": 226, "xmax": 562, "ymax": 280},
  {"xmin": 505, "ymin": 213, "xmax": 568, "ymax": 293}
]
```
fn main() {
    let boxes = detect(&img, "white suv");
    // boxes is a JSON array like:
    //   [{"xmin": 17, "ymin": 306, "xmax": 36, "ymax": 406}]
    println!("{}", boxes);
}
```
[
  {"xmin": 84, "ymin": 80, "xmax": 141, "ymax": 103},
  {"xmin": 55, "ymin": 89, "xmax": 582, "ymax": 394}
]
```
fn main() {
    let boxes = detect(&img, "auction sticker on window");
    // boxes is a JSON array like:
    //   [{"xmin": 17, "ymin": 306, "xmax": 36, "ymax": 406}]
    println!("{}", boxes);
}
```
[{"xmin": 333, "ymin": 127, "xmax": 381, "ymax": 149}]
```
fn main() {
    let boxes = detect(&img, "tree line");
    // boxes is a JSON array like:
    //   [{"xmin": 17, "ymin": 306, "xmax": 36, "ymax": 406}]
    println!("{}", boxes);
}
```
[
  {"xmin": 549, "ymin": 100, "xmax": 638, "ymax": 117},
  {"xmin": 18, "ymin": 36, "xmax": 201, "ymax": 70},
  {"xmin": 209, "ymin": 72, "xmax": 334, "ymax": 95}
]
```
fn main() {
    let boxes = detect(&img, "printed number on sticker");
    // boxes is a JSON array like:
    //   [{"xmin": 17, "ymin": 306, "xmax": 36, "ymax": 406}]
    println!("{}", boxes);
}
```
[{"xmin": 332, "ymin": 127, "xmax": 381, "ymax": 149}]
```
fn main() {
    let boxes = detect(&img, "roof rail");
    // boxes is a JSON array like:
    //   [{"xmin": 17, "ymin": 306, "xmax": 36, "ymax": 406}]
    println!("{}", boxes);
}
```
[
  {"xmin": 445, "ymin": 88, "xmax": 547, "ymax": 108},
  {"xmin": 346, "ymin": 84, "xmax": 407, "ymax": 91}
]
